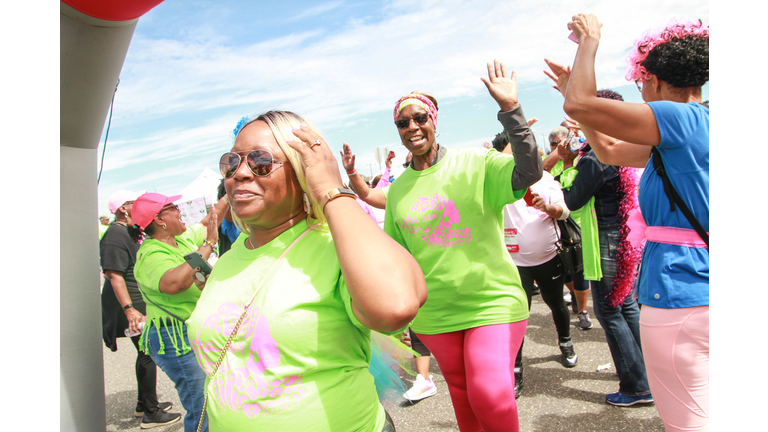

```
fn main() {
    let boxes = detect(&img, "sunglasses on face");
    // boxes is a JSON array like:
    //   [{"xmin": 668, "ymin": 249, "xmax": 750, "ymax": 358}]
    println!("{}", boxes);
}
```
[
  {"xmin": 395, "ymin": 113, "xmax": 429, "ymax": 129},
  {"xmin": 159, "ymin": 204, "xmax": 179, "ymax": 214},
  {"xmin": 550, "ymin": 139, "xmax": 561, "ymax": 146},
  {"xmin": 219, "ymin": 150, "xmax": 285, "ymax": 179}
]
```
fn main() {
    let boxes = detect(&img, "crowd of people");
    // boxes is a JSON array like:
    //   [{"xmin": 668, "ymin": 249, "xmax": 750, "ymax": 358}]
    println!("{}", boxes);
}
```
[{"xmin": 99, "ymin": 13, "xmax": 708, "ymax": 432}]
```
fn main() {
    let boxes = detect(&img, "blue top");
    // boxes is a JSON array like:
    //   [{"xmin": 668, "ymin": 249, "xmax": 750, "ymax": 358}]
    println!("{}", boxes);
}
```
[
  {"xmin": 220, "ymin": 218, "xmax": 241, "ymax": 243},
  {"xmin": 637, "ymin": 101, "xmax": 709, "ymax": 308}
]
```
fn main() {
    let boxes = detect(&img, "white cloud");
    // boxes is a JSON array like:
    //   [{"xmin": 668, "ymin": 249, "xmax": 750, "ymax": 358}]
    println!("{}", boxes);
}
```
[{"xmin": 97, "ymin": 0, "xmax": 709, "ymax": 213}]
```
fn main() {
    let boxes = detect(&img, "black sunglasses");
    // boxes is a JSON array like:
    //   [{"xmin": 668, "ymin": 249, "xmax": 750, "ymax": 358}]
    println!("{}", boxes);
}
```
[
  {"xmin": 219, "ymin": 150, "xmax": 285, "ymax": 179},
  {"xmin": 395, "ymin": 113, "xmax": 429, "ymax": 129}
]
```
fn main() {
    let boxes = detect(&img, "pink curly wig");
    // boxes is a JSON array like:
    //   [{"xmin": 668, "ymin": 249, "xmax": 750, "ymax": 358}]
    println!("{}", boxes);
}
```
[{"xmin": 625, "ymin": 18, "xmax": 709, "ymax": 82}]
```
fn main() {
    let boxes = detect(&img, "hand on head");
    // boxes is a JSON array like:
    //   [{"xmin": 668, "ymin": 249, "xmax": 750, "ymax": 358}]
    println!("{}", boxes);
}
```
[
  {"xmin": 288, "ymin": 126, "xmax": 345, "ymax": 206},
  {"xmin": 480, "ymin": 59, "xmax": 519, "ymax": 112}
]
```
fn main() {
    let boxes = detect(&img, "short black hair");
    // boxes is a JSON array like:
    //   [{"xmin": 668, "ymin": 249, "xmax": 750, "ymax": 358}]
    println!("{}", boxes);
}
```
[
  {"xmin": 643, "ymin": 36, "xmax": 709, "ymax": 88},
  {"xmin": 596, "ymin": 89, "xmax": 624, "ymax": 101},
  {"xmin": 491, "ymin": 132, "xmax": 508, "ymax": 152}
]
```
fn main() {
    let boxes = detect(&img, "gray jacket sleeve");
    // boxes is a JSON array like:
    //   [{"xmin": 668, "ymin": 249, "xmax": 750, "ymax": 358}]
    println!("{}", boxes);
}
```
[{"xmin": 497, "ymin": 105, "xmax": 543, "ymax": 190}]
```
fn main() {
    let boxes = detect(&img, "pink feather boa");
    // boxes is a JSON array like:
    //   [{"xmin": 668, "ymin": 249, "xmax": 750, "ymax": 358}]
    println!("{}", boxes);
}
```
[{"xmin": 608, "ymin": 166, "xmax": 644, "ymax": 307}]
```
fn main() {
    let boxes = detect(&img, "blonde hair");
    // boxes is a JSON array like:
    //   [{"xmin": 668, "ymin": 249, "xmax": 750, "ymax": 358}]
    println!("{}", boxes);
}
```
[{"xmin": 228, "ymin": 110, "xmax": 328, "ymax": 234}]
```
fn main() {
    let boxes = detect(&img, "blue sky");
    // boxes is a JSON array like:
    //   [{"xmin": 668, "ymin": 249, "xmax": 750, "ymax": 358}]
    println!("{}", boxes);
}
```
[{"xmin": 95, "ymin": 0, "xmax": 710, "ymax": 215}]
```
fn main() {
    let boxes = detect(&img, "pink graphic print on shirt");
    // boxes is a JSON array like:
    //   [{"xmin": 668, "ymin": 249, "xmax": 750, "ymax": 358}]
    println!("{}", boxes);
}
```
[
  {"xmin": 191, "ymin": 302, "xmax": 305, "ymax": 419},
  {"xmin": 398, "ymin": 193, "xmax": 471, "ymax": 248}
]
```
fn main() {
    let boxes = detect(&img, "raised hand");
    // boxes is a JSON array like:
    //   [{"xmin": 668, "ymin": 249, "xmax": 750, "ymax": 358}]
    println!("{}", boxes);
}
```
[
  {"xmin": 567, "ymin": 13, "xmax": 602, "ymax": 45},
  {"xmin": 288, "ymin": 125, "xmax": 345, "ymax": 206},
  {"xmin": 527, "ymin": 117, "xmax": 539, "ymax": 128},
  {"xmin": 340, "ymin": 142, "xmax": 356, "ymax": 173},
  {"xmin": 480, "ymin": 59, "xmax": 519, "ymax": 112},
  {"xmin": 544, "ymin": 58, "xmax": 571, "ymax": 97}
]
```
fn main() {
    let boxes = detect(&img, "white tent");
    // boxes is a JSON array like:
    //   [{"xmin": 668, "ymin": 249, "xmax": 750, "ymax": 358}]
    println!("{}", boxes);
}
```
[
  {"xmin": 179, "ymin": 167, "xmax": 221, "ymax": 203},
  {"xmin": 176, "ymin": 167, "xmax": 222, "ymax": 225}
]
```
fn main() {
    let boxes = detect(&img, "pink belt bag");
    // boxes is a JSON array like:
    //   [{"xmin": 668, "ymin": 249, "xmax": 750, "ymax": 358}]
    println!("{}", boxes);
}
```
[{"xmin": 627, "ymin": 208, "xmax": 708, "ymax": 249}]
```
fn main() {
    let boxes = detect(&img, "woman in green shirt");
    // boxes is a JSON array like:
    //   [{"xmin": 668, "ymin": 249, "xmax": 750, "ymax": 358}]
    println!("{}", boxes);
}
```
[
  {"xmin": 129, "ymin": 193, "xmax": 227, "ymax": 432},
  {"xmin": 186, "ymin": 110, "xmax": 427, "ymax": 431}
]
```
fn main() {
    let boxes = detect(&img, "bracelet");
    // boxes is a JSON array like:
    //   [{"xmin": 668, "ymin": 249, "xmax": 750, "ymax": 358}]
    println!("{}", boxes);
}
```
[
  {"xmin": 321, "ymin": 185, "xmax": 357, "ymax": 209},
  {"xmin": 122, "ymin": 304, "xmax": 133, "ymax": 311},
  {"xmin": 202, "ymin": 240, "xmax": 214, "ymax": 248},
  {"xmin": 346, "ymin": 169, "xmax": 357, "ymax": 175}
]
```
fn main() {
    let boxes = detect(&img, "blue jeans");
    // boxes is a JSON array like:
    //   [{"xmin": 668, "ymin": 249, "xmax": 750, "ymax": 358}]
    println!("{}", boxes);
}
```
[
  {"xmin": 147, "ymin": 324, "xmax": 208, "ymax": 432},
  {"xmin": 590, "ymin": 229, "xmax": 650, "ymax": 395}
]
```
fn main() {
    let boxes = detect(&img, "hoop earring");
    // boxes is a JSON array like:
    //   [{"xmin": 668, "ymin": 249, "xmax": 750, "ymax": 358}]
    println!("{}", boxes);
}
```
[
  {"xmin": 435, "ymin": 132, "xmax": 440, "ymax": 138},
  {"xmin": 162, "ymin": 224, "xmax": 166, "ymax": 230}
]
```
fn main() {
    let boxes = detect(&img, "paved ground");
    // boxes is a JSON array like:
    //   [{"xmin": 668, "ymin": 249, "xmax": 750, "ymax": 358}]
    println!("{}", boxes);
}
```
[{"xmin": 103, "ymin": 294, "xmax": 663, "ymax": 431}]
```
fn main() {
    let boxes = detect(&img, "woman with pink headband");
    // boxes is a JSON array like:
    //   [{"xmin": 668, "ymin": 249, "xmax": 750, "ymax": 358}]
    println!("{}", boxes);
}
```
[
  {"xmin": 546, "ymin": 15, "xmax": 709, "ymax": 432},
  {"xmin": 383, "ymin": 60, "xmax": 543, "ymax": 432}
]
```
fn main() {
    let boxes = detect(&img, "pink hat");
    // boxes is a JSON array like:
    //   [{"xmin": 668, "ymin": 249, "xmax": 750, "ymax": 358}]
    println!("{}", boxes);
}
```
[
  {"xmin": 131, "ymin": 193, "xmax": 182, "ymax": 230},
  {"xmin": 108, "ymin": 190, "xmax": 142, "ymax": 214}
]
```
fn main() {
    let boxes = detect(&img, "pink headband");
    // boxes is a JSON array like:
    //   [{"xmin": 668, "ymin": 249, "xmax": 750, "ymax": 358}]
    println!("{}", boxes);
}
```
[
  {"xmin": 393, "ymin": 94, "xmax": 438, "ymax": 130},
  {"xmin": 625, "ymin": 18, "xmax": 709, "ymax": 82}
]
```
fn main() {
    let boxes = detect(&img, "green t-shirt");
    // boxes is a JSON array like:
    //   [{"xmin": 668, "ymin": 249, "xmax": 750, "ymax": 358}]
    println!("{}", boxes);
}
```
[
  {"xmin": 98, "ymin": 224, "xmax": 109, "ymax": 240},
  {"xmin": 549, "ymin": 159, "xmax": 565, "ymax": 178},
  {"xmin": 186, "ymin": 220, "xmax": 386, "ymax": 431},
  {"xmin": 135, "ymin": 223, "xmax": 205, "ymax": 354},
  {"xmin": 383, "ymin": 148, "xmax": 529, "ymax": 334}
]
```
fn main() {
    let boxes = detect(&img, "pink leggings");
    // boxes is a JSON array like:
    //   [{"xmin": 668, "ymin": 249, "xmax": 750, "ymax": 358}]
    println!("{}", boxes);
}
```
[
  {"xmin": 416, "ymin": 321, "xmax": 527, "ymax": 432},
  {"xmin": 639, "ymin": 306, "xmax": 709, "ymax": 432}
]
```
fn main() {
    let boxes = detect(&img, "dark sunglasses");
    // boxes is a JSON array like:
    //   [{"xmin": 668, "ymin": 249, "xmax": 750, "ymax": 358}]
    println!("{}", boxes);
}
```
[
  {"xmin": 550, "ymin": 139, "xmax": 562, "ymax": 146},
  {"xmin": 395, "ymin": 113, "xmax": 429, "ymax": 129},
  {"xmin": 159, "ymin": 204, "xmax": 179, "ymax": 214},
  {"xmin": 219, "ymin": 150, "xmax": 285, "ymax": 179}
]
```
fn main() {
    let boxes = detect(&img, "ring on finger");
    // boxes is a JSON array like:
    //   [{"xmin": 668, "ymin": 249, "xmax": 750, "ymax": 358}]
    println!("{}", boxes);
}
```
[{"xmin": 310, "ymin": 140, "xmax": 322, "ymax": 148}]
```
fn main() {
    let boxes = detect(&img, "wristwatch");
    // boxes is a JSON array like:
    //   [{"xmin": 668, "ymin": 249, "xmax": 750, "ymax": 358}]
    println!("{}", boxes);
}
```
[
  {"xmin": 122, "ymin": 303, "xmax": 133, "ymax": 311},
  {"xmin": 321, "ymin": 186, "xmax": 356, "ymax": 209}
]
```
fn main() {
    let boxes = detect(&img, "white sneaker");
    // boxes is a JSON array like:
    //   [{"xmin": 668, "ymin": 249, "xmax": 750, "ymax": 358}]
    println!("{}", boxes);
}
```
[
  {"xmin": 563, "ymin": 292, "xmax": 572, "ymax": 305},
  {"xmin": 403, "ymin": 374, "xmax": 437, "ymax": 401}
]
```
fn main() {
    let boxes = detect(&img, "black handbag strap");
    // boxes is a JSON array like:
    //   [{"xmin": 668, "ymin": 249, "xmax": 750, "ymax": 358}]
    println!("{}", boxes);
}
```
[{"xmin": 651, "ymin": 147, "xmax": 709, "ymax": 248}]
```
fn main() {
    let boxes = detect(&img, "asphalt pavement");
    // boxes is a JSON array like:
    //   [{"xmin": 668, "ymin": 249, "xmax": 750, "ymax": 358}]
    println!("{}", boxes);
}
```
[{"xmin": 103, "ymin": 293, "xmax": 664, "ymax": 431}]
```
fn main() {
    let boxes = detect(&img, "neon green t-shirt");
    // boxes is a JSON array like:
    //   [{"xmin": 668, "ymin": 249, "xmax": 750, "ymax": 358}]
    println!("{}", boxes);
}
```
[
  {"xmin": 99, "ymin": 224, "xmax": 109, "ymax": 240},
  {"xmin": 383, "ymin": 147, "xmax": 529, "ymax": 335},
  {"xmin": 186, "ymin": 220, "xmax": 387, "ymax": 431},
  {"xmin": 135, "ymin": 223, "xmax": 205, "ymax": 355}
]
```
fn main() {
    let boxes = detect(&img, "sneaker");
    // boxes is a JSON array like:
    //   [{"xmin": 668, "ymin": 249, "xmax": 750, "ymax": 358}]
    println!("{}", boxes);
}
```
[
  {"xmin": 531, "ymin": 283, "xmax": 541, "ymax": 296},
  {"xmin": 571, "ymin": 298, "xmax": 578, "ymax": 314},
  {"xmin": 134, "ymin": 401, "xmax": 173, "ymax": 417},
  {"xmin": 140, "ymin": 409, "xmax": 181, "ymax": 429},
  {"xmin": 605, "ymin": 391, "xmax": 654, "ymax": 406},
  {"xmin": 514, "ymin": 366, "xmax": 523, "ymax": 399},
  {"xmin": 403, "ymin": 374, "xmax": 437, "ymax": 401},
  {"xmin": 563, "ymin": 292, "xmax": 572, "ymax": 305},
  {"xmin": 578, "ymin": 311, "xmax": 593, "ymax": 330},
  {"xmin": 559, "ymin": 344, "xmax": 578, "ymax": 368}
]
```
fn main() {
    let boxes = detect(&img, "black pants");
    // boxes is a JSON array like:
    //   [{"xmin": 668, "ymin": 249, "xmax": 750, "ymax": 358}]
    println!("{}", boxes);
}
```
[
  {"xmin": 515, "ymin": 255, "xmax": 570, "ymax": 366},
  {"xmin": 409, "ymin": 328, "xmax": 431, "ymax": 357},
  {"xmin": 129, "ymin": 335, "xmax": 159, "ymax": 411}
]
